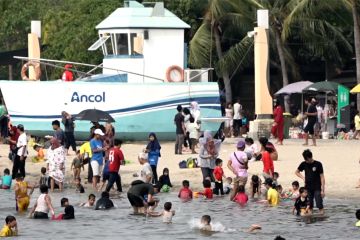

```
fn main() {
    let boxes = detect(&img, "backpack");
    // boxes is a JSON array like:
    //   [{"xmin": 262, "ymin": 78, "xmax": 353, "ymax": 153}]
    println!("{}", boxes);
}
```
[
  {"xmin": 186, "ymin": 157, "xmax": 198, "ymax": 168},
  {"xmin": 179, "ymin": 160, "xmax": 187, "ymax": 169}
]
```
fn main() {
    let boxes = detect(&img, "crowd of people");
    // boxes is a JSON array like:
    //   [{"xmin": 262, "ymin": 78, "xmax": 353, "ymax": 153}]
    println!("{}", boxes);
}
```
[{"xmin": 0, "ymin": 103, "xmax": 358, "ymax": 238}]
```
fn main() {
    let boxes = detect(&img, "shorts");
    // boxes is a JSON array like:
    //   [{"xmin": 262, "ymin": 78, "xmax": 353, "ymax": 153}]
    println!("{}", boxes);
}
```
[
  {"xmin": 308, "ymin": 189, "xmax": 323, "ymax": 209},
  {"xmin": 304, "ymin": 122, "xmax": 315, "ymax": 135},
  {"xmin": 102, "ymin": 173, "xmax": 110, "ymax": 182},
  {"xmin": 127, "ymin": 193, "xmax": 144, "ymax": 207},
  {"xmin": 233, "ymin": 176, "xmax": 248, "ymax": 186},
  {"xmin": 17, "ymin": 196, "xmax": 30, "ymax": 212},
  {"xmin": 91, "ymin": 161, "xmax": 102, "ymax": 176},
  {"xmin": 34, "ymin": 211, "xmax": 49, "ymax": 219}
]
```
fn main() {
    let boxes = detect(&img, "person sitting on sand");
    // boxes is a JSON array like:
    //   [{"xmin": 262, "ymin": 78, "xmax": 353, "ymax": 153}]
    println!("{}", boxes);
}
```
[
  {"xmin": 95, "ymin": 191, "xmax": 114, "ymax": 210},
  {"xmin": 356, "ymin": 209, "xmax": 360, "ymax": 227},
  {"xmin": 200, "ymin": 215, "xmax": 212, "ymax": 231},
  {"xmin": 127, "ymin": 180, "xmax": 155, "ymax": 214},
  {"xmin": 30, "ymin": 184, "xmax": 55, "ymax": 219},
  {"xmin": 148, "ymin": 202, "xmax": 175, "ymax": 224},
  {"xmin": 231, "ymin": 185, "xmax": 248, "ymax": 205},
  {"xmin": 249, "ymin": 175, "xmax": 261, "ymax": 198},
  {"xmin": 32, "ymin": 144, "xmax": 45, "ymax": 162},
  {"xmin": 14, "ymin": 173, "xmax": 35, "ymax": 213},
  {"xmin": 178, "ymin": 180, "xmax": 193, "ymax": 201},
  {"xmin": 0, "ymin": 216, "xmax": 17, "ymax": 237},
  {"xmin": 293, "ymin": 187, "xmax": 310, "ymax": 216},
  {"xmin": 1, "ymin": 168, "xmax": 12, "ymax": 189},
  {"xmin": 80, "ymin": 194, "xmax": 96, "ymax": 208}
]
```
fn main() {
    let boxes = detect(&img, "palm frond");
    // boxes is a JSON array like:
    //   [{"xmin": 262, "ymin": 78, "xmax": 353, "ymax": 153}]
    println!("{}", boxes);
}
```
[{"xmin": 189, "ymin": 23, "xmax": 214, "ymax": 68}]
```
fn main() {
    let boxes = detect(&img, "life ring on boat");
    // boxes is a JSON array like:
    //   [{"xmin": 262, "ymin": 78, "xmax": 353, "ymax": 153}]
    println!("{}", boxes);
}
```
[
  {"xmin": 21, "ymin": 62, "xmax": 41, "ymax": 81},
  {"xmin": 166, "ymin": 65, "xmax": 184, "ymax": 82}
]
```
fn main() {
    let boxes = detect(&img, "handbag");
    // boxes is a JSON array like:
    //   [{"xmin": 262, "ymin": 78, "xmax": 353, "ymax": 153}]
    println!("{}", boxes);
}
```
[{"xmin": 233, "ymin": 152, "xmax": 248, "ymax": 169}]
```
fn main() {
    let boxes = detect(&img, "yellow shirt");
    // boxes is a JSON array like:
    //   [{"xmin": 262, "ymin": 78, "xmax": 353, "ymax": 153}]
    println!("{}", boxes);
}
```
[
  {"xmin": 356, "ymin": 220, "xmax": 360, "ymax": 227},
  {"xmin": 267, "ymin": 188, "xmax": 280, "ymax": 206},
  {"xmin": 15, "ymin": 181, "xmax": 28, "ymax": 199},
  {"xmin": 355, "ymin": 115, "xmax": 360, "ymax": 131},
  {"xmin": 80, "ymin": 142, "xmax": 92, "ymax": 158},
  {"xmin": 0, "ymin": 225, "xmax": 16, "ymax": 237}
]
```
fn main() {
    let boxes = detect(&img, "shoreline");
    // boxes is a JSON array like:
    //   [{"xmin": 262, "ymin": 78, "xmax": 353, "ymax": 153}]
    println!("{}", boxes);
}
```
[{"xmin": 0, "ymin": 138, "xmax": 359, "ymax": 201}]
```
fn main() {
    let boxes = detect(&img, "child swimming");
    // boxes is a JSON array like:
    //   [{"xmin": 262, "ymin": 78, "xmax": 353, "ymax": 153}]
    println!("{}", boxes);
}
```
[
  {"xmin": 250, "ymin": 175, "xmax": 261, "ymax": 198},
  {"xmin": 80, "ymin": 194, "xmax": 96, "ymax": 208},
  {"xmin": 293, "ymin": 187, "xmax": 310, "ymax": 216},
  {"xmin": 199, "ymin": 179, "xmax": 213, "ymax": 199},
  {"xmin": 0, "ymin": 216, "xmax": 17, "ymax": 237},
  {"xmin": 95, "ymin": 191, "xmax": 114, "ymax": 210},
  {"xmin": 1, "ymin": 168, "xmax": 12, "ymax": 189},
  {"xmin": 149, "ymin": 202, "xmax": 176, "ymax": 224},
  {"xmin": 178, "ymin": 180, "xmax": 193, "ymax": 201},
  {"xmin": 231, "ymin": 185, "xmax": 248, "ymax": 205},
  {"xmin": 200, "ymin": 215, "xmax": 212, "ymax": 231},
  {"xmin": 75, "ymin": 177, "xmax": 85, "ymax": 193},
  {"xmin": 53, "ymin": 198, "xmax": 75, "ymax": 220},
  {"xmin": 264, "ymin": 178, "xmax": 279, "ymax": 206},
  {"xmin": 14, "ymin": 173, "xmax": 35, "ymax": 213}
]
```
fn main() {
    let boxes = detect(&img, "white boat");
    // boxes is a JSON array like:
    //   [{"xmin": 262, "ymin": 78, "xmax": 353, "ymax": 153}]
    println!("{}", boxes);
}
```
[{"xmin": 0, "ymin": 1, "xmax": 222, "ymax": 140}]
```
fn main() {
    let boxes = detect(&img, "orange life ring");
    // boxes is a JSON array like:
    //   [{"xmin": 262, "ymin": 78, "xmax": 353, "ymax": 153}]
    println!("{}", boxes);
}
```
[
  {"xmin": 166, "ymin": 65, "xmax": 184, "ymax": 82},
  {"xmin": 21, "ymin": 62, "xmax": 41, "ymax": 81}
]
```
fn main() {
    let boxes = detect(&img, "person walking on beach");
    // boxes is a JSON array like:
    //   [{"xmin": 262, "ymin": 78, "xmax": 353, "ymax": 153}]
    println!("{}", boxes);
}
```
[
  {"xmin": 174, "ymin": 105, "xmax": 186, "ymax": 155},
  {"xmin": 50, "ymin": 120, "xmax": 65, "ymax": 146},
  {"xmin": 106, "ymin": 140, "xmax": 124, "ymax": 193},
  {"xmin": 62, "ymin": 111, "xmax": 76, "ymax": 155},
  {"xmin": 233, "ymin": 99, "xmax": 242, "ymax": 137},
  {"xmin": 90, "ymin": 129, "xmax": 107, "ymax": 191},
  {"xmin": 295, "ymin": 149, "xmax": 325, "ymax": 215},
  {"xmin": 303, "ymin": 98, "xmax": 318, "ymax": 146},
  {"xmin": 271, "ymin": 100, "xmax": 284, "ymax": 145},
  {"xmin": 199, "ymin": 131, "xmax": 221, "ymax": 181},
  {"xmin": 145, "ymin": 132, "xmax": 161, "ymax": 184},
  {"xmin": 12, "ymin": 124, "xmax": 27, "ymax": 179}
]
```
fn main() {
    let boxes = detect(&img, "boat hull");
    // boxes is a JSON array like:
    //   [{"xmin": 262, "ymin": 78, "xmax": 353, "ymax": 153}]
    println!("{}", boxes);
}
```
[{"xmin": 0, "ymin": 81, "xmax": 222, "ymax": 140}]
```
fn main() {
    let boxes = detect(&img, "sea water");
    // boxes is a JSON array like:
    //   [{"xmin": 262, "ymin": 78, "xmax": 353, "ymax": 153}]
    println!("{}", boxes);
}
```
[{"xmin": 0, "ymin": 189, "xmax": 359, "ymax": 240}]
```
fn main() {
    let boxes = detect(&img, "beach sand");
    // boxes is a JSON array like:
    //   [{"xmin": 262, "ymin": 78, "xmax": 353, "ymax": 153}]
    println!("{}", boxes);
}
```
[{"xmin": 0, "ymin": 138, "xmax": 359, "ymax": 199}]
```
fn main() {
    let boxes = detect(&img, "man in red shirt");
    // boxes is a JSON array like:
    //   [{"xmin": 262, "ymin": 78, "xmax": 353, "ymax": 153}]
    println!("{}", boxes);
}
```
[
  {"xmin": 105, "ymin": 140, "xmax": 124, "ymax": 193},
  {"xmin": 62, "ymin": 64, "xmax": 74, "ymax": 81}
]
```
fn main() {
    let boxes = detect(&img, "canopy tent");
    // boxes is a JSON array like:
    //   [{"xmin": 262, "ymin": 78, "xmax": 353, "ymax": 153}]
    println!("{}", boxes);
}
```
[
  {"xmin": 274, "ymin": 81, "xmax": 313, "ymax": 95},
  {"xmin": 350, "ymin": 83, "xmax": 360, "ymax": 93},
  {"xmin": 303, "ymin": 81, "xmax": 340, "ymax": 93}
]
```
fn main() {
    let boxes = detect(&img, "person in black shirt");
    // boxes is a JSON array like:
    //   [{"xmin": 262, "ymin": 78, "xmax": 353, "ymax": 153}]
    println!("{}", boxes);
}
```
[
  {"xmin": 61, "ymin": 111, "xmax": 76, "ymax": 155},
  {"xmin": 174, "ymin": 105, "xmax": 185, "ymax": 154},
  {"xmin": 293, "ymin": 187, "xmax": 310, "ymax": 216},
  {"xmin": 95, "ymin": 191, "xmax": 114, "ymax": 210},
  {"xmin": 303, "ymin": 98, "xmax": 318, "ymax": 146},
  {"xmin": 157, "ymin": 168, "xmax": 172, "ymax": 191},
  {"xmin": 127, "ymin": 180, "xmax": 155, "ymax": 214},
  {"xmin": 295, "ymin": 149, "xmax": 325, "ymax": 214}
]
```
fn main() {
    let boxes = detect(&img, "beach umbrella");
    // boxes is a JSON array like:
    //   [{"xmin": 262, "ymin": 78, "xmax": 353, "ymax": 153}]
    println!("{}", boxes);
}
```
[
  {"xmin": 75, "ymin": 109, "xmax": 115, "ymax": 122},
  {"xmin": 350, "ymin": 83, "xmax": 360, "ymax": 93},
  {"xmin": 274, "ymin": 81, "xmax": 313, "ymax": 95},
  {"xmin": 303, "ymin": 80, "xmax": 340, "ymax": 93}
]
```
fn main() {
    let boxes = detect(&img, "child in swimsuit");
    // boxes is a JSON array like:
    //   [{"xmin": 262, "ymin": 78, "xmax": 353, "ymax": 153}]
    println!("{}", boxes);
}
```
[
  {"xmin": 80, "ymin": 194, "xmax": 96, "ymax": 208},
  {"xmin": 293, "ymin": 187, "xmax": 310, "ymax": 216},
  {"xmin": 1, "ymin": 168, "xmax": 12, "ymax": 189},
  {"xmin": 178, "ymin": 180, "xmax": 193, "ymax": 201},
  {"xmin": 250, "ymin": 175, "xmax": 261, "ymax": 198},
  {"xmin": 148, "ymin": 202, "xmax": 175, "ymax": 224},
  {"xmin": 200, "ymin": 215, "xmax": 212, "ymax": 231},
  {"xmin": 14, "ymin": 173, "xmax": 34, "ymax": 213}
]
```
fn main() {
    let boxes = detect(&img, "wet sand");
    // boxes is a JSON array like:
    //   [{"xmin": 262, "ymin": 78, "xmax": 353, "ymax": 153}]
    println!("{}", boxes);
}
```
[{"xmin": 0, "ymin": 138, "xmax": 359, "ymax": 199}]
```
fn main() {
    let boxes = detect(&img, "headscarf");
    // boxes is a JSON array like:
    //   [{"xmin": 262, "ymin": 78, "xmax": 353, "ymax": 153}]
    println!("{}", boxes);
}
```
[
  {"xmin": 9, "ymin": 125, "xmax": 20, "ymax": 141},
  {"xmin": 146, "ymin": 132, "xmax": 161, "ymax": 155},
  {"xmin": 199, "ymin": 130, "xmax": 221, "ymax": 155},
  {"xmin": 190, "ymin": 101, "xmax": 200, "ymax": 111}
]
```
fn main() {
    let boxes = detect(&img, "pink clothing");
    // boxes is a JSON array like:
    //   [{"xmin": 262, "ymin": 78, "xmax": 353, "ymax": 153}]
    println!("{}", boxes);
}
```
[
  {"xmin": 229, "ymin": 151, "xmax": 248, "ymax": 178},
  {"xmin": 233, "ymin": 192, "xmax": 248, "ymax": 205}
]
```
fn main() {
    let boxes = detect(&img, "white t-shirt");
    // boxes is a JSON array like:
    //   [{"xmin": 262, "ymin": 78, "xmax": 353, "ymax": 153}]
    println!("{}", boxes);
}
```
[
  {"xmin": 187, "ymin": 122, "xmax": 199, "ymax": 139},
  {"xmin": 17, "ymin": 132, "xmax": 28, "ymax": 157},
  {"xmin": 140, "ymin": 162, "xmax": 153, "ymax": 183},
  {"xmin": 233, "ymin": 103, "xmax": 242, "ymax": 120}
]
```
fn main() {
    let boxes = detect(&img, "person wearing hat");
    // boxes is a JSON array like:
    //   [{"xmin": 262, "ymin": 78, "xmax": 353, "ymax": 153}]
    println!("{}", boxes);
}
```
[
  {"xmin": 228, "ymin": 140, "xmax": 249, "ymax": 200},
  {"xmin": 90, "ymin": 129, "xmax": 107, "ymax": 191},
  {"xmin": 12, "ymin": 124, "xmax": 28, "ymax": 179},
  {"xmin": 62, "ymin": 64, "xmax": 74, "ymax": 82},
  {"xmin": 303, "ymin": 98, "xmax": 318, "ymax": 146}
]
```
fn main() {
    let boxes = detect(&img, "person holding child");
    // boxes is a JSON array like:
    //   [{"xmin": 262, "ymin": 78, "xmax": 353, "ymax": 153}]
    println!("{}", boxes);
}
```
[{"xmin": 199, "ymin": 131, "xmax": 221, "ymax": 182}]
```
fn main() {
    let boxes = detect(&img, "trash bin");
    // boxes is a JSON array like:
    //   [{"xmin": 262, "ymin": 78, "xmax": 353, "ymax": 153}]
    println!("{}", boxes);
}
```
[{"xmin": 283, "ymin": 113, "xmax": 292, "ymax": 139}]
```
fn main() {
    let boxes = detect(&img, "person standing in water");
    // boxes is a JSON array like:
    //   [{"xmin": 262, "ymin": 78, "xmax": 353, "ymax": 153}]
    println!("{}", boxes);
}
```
[
  {"xmin": 295, "ymin": 149, "xmax": 325, "ymax": 215},
  {"xmin": 271, "ymin": 100, "xmax": 284, "ymax": 145},
  {"xmin": 90, "ymin": 129, "xmax": 107, "ymax": 191},
  {"xmin": 127, "ymin": 181, "xmax": 155, "ymax": 214}
]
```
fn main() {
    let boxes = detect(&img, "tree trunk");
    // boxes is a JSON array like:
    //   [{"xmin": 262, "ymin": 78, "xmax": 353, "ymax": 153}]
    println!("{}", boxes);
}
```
[
  {"xmin": 275, "ymin": 29, "xmax": 290, "ymax": 112},
  {"xmin": 352, "ymin": 0, "xmax": 360, "ymax": 110},
  {"xmin": 8, "ymin": 65, "xmax": 13, "ymax": 80},
  {"xmin": 213, "ymin": 25, "xmax": 232, "ymax": 103}
]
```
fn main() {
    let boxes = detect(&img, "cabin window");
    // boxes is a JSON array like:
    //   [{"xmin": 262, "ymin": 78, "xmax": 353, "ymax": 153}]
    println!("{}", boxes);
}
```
[
  {"xmin": 130, "ymin": 33, "xmax": 140, "ymax": 55},
  {"xmin": 115, "ymin": 33, "xmax": 129, "ymax": 55}
]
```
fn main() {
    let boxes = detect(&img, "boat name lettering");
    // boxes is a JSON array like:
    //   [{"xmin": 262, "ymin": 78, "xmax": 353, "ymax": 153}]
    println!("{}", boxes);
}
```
[{"xmin": 71, "ymin": 92, "xmax": 105, "ymax": 102}]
